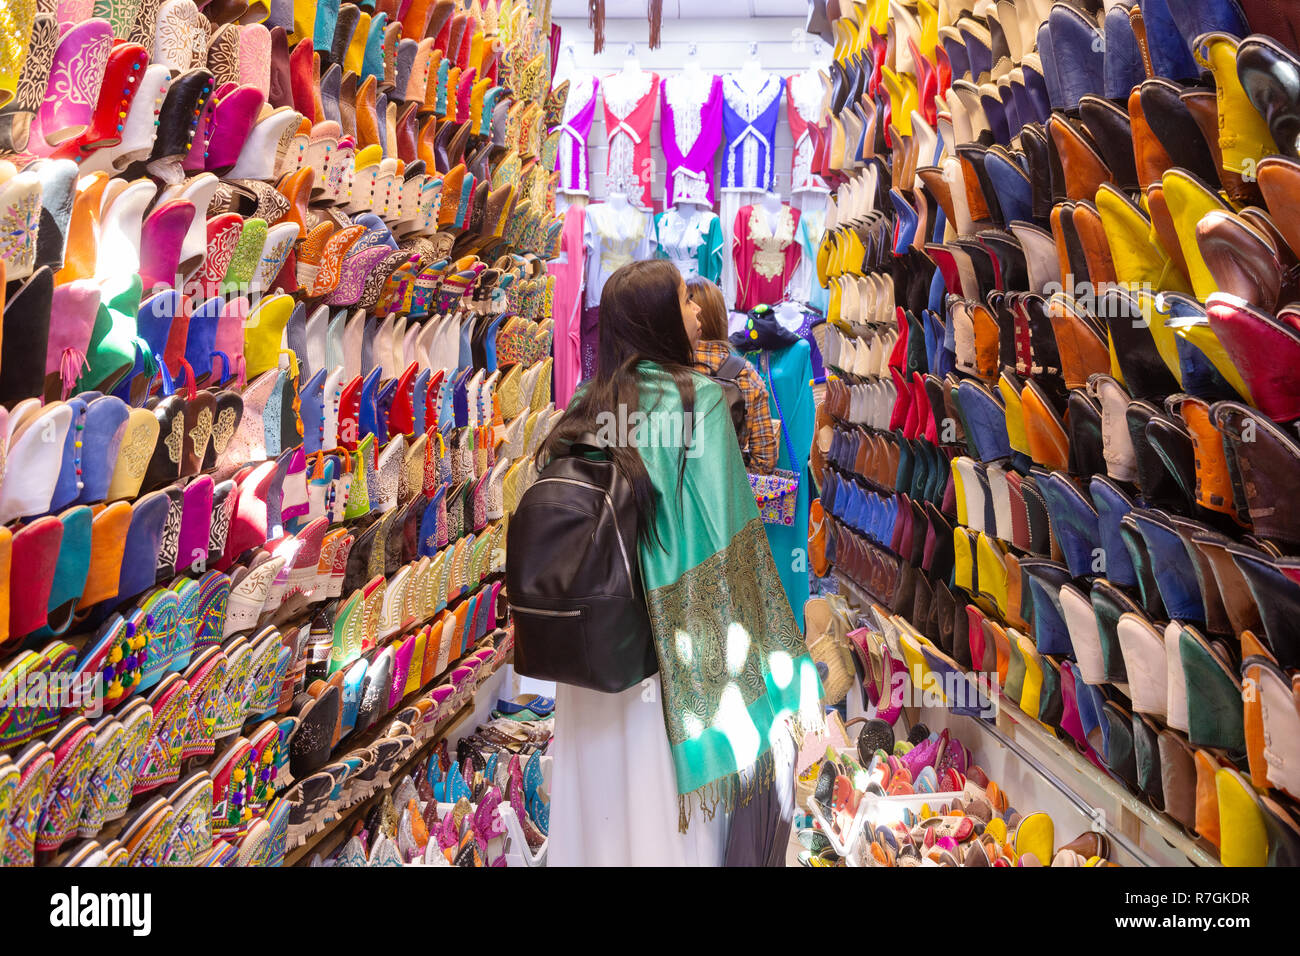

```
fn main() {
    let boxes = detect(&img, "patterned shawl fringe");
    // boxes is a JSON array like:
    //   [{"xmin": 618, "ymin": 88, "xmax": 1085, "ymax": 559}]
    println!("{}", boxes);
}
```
[
  {"xmin": 674, "ymin": 711, "xmax": 824, "ymax": 833},
  {"xmin": 678, "ymin": 750, "xmax": 776, "ymax": 834},
  {"xmin": 588, "ymin": 0, "xmax": 605, "ymax": 52}
]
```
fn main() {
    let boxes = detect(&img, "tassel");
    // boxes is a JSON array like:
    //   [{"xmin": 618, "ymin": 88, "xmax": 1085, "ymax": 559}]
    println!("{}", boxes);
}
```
[
  {"xmin": 647, "ymin": 0, "xmax": 662, "ymax": 49},
  {"xmin": 588, "ymin": 0, "xmax": 605, "ymax": 53},
  {"xmin": 59, "ymin": 348, "xmax": 88, "ymax": 399}
]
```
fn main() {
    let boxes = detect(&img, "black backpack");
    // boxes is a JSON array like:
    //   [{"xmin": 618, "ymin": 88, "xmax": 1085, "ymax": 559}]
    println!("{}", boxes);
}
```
[
  {"xmin": 505, "ymin": 436, "xmax": 658, "ymax": 693},
  {"xmin": 709, "ymin": 352, "xmax": 749, "ymax": 444}
]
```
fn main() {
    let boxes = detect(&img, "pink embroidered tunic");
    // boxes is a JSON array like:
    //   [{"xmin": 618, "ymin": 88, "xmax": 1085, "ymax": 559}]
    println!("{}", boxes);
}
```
[
  {"xmin": 601, "ymin": 70, "xmax": 659, "ymax": 209},
  {"xmin": 732, "ymin": 204, "xmax": 802, "ymax": 311},
  {"xmin": 787, "ymin": 70, "xmax": 830, "ymax": 195}
]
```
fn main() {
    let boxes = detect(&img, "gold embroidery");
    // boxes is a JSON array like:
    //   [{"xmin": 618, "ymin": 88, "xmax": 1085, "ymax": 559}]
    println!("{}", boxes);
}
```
[
  {"xmin": 645, "ymin": 518, "xmax": 808, "ymax": 747},
  {"xmin": 191, "ymin": 405, "xmax": 213, "ymax": 458},
  {"xmin": 749, "ymin": 206, "xmax": 795, "ymax": 281},
  {"xmin": 163, "ymin": 413, "xmax": 185, "ymax": 464},
  {"xmin": 118, "ymin": 421, "xmax": 156, "ymax": 478},
  {"xmin": 211, "ymin": 407, "xmax": 236, "ymax": 455}
]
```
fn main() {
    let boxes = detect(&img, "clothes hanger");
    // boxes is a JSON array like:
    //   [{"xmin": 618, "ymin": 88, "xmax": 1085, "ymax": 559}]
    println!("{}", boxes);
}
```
[
  {"xmin": 620, "ymin": 42, "xmax": 643, "ymax": 80},
  {"xmin": 739, "ymin": 42, "xmax": 765, "ymax": 85},
  {"xmin": 682, "ymin": 42, "xmax": 703, "ymax": 81},
  {"xmin": 810, "ymin": 37, "xmax": 832, "ymax": 70}
]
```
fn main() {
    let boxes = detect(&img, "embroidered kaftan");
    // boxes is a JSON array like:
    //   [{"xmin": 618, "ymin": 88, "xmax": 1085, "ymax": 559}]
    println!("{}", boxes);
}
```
[
  {"xmin": 601, "ymin": 69, "xmax": 659, "ymax": 209},
  {"xmin": 719, "ymin": 70, "xmax": 785, "ymax": 309},
  {"xmin": 659, "ymin": 72, "xmax": 723, "ymax": 209},
  {"xmin": 655, "ymin": 206, "xmax": 724, "ymax": 284},
  {"xmin": 556, "ymin": 73, "xmax": 599, "ymax": 197},
  {"xmin": 732, "ymin": 204, "xmax": 802, "ymax": 312}
]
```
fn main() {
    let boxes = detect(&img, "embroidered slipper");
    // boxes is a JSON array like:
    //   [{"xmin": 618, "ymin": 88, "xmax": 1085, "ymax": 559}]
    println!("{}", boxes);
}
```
[
  {"xmin": 30, "ymin": 19, "xmax": 113, "ymax": 155},
  {"xmin": 288, "ymin": 686, "xmax": 337, "ymax": 780},
  {"xmin": 34, "ymin": 717, "xmax": 97, "ymax": 855},
  {"xmin": 244, "ymin": 628, "xmax": 290, "ymax": 721},
  {"xmin": 0, "ymin": 13, "xmax": 55, "ymax": 154},
  {"xmin": 209, "ymin": 734, "xmax": 255, "ymax": 837},
  {"xmin": 163, "ymin": 770, "xmax": 214, "ymax": 865},
  {"xmin": 129, "ymin": 673, "xmax": 191, "ymax": 799},
  {"xmin": 166, "ymin": 576, "xmax": 201, "ymax": 677},
  {"xmin": 113, "ymin": 803, "xmax": 173, "ymax": 866},
  {"xmin": 135, "ymin": 588, "xmax": 182, "ymax": 693},
  {"xmin": 284, "ymin": 769, "xmax": 332, "ymax": 845},
  {"xmin": 67, "ymin": 714, "xmax": 116, "ymax": 841},
  {"xmin": 176, "ymin": 644, "xmax": 224, "ymax": 763},
  {"xmin": 2, "ymin": 741, "xmax": 53, "ymax": 865},
  {"xmin": 238, "ymin": 22, "xmax": 272, "ymax": 95},
  {"xmin": 225, "ymin": 104, "xmax": 302, "ymax": 181}
]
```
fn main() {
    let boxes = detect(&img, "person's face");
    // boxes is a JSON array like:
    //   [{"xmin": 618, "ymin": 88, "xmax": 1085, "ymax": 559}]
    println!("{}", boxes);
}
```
[{"xmin": 680, "ymin": 280, "xmax": 701, "ymax": 346}]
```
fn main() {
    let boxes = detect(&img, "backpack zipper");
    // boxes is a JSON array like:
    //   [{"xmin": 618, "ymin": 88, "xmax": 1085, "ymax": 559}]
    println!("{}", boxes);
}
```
[
  {"xmin": 509, "ymin": 604, "xmax": 582, "ymax": 617},
  {"xmin": 530, "ymin": 476, "xmax": 635, "ymax": 584}
]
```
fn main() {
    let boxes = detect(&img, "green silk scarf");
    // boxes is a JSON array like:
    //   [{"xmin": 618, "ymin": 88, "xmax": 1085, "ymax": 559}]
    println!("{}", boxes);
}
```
[{"xmin": 631, "ymin": 364, "xmax": 822, "ymax": 825}]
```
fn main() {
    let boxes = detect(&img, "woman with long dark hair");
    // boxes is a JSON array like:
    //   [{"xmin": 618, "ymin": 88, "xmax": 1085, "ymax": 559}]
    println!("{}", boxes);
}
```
[{"xmin": 539, "ymin": 259, "xmax": 821, "ymax": 866}]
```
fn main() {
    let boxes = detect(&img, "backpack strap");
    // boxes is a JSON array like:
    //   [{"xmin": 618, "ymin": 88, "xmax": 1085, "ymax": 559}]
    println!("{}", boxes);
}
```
[{"xmin": 714, "ymin": 352, "xmax": 748, "ymax": 383}]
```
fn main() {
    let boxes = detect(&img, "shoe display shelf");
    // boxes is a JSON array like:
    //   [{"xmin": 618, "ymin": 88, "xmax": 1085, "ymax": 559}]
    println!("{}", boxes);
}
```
[
  {"xmin": 833, "ymin": 569, "xmax": 1217, "ymax": 866},
  {"xmin": 285, "ymin": 650, "xmax": 511, "ymax": 866},
  {"xmin": 921, "ymin": 701, "xmax": 1220, "ymax": 867}
]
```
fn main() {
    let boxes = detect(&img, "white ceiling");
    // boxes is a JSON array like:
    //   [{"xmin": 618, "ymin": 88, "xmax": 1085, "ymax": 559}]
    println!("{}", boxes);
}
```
[{"xmin": 550, "ymin": 0, "xmax": 808, "ymax": 18}]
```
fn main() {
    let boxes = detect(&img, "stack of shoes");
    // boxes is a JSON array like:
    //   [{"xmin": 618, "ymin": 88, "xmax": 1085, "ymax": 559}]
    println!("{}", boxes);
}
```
[
  {"xmin": 0, "ymin": 0, "xmax": 567, "ymax": 867},
  {"xmin": 314, "ymin": 702, "xmax": 550, "ymax": 866},
  {"xmin": 798, "ymin": 717, "xmax": 1118, "ymax": 867},
  {"xmin": 810, "ymin": 0, "xmax": 1300, "ymax": 867}
]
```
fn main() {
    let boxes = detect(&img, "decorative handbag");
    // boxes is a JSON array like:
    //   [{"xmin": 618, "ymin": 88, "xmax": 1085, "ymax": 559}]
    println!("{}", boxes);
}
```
[{"xmin": 748, "ymin": 352, "xmax": 801, "ymax": 526}]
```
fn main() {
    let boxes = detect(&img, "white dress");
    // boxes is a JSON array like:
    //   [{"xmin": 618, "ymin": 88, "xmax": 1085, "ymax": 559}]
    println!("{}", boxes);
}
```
[
  {"xmin": 548, "ymin": 674, "xmax": 730, "ymax": 866},
  {"xmin": 582, "ymin": 202, "xmax": 657, "ymax": 309}
]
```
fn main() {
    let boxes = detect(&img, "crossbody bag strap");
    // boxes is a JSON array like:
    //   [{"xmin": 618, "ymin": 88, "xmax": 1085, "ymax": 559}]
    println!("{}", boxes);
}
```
[{"xmin": 763, "ymin": 350, "xmax": 800, "ymax": 492}]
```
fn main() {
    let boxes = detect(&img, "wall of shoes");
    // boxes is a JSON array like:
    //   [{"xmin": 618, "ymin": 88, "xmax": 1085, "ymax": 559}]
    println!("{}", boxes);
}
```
[
  {"xmin": 0, "ymin": 0, "xmax": 563, "ymax": 867},
  {"xmin": 806, "ymin": 0, "xmax": 1300, "ymax": 867}
]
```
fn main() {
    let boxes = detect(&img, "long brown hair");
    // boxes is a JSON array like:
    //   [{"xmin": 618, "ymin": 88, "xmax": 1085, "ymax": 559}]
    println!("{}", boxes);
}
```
[
  {"xmin": 686, "ymin": 277, "xmax": 729, "ymax": 342},
  {"xmin": 538, "ymin": 259, "xmax": 703, "ymax": 546}
]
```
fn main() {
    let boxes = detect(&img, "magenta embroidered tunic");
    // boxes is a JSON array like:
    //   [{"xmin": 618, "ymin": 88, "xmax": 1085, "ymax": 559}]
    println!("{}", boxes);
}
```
[
  {"xmin": 659, "ymin": 73, "xmax": 723, "ymax": 208},
  {"xmin": 556, "ymin": 74, "xmax": 599, "ymax": 196}
]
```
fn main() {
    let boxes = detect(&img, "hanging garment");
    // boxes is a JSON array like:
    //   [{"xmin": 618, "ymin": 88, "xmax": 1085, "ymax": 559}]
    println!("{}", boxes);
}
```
[
  {"xmin": 786, "ymin": 69, "xmax": 830, "ymax": 196},
  {"xmin": 733, "ymin": 204, "xmax": 802, "ymax": 311},
  {"xmin": 659, "ymin": 72, "xmax": 724, "ymax": 208},
  {"xmin": 582, "ymin": 202, "xmax": 657, "ymax": 379},
  {"xmin": 580, "ymin": 304, "xmax": 600, "ymax": 383},
  {"xmin": 719, "ymin": 71, "xmax": 784, "ymax": 309},
  {"xmin": 720, "ymin": 190, "xmax": 764, "ymax": 309},
  {"xmin": 792, "ymin": 203, "xmax": 829, "ymax": 313},
  {"xmin": 601, "ymin": 69, "xmax": 660, "ymax": 208},
  {"xmin": 720, "ymin": 71, "xmax": 784, "ymax": 192},
  {"xmin": 556, "ymin": 73, "xmax": 599, "ymax": 197},
  {"xmin": 546, "ymin": 206, "xmax": 585, "ymax": 407},
  {"xmin": 654, "ymin": 205, "xmax": 724, "ymax": 284},
  {"xmin": 583, "ymin": 202, "xmax": 657, "ymax": 309},
  {"xmin": 747, "ymin": 341, "xmax": 815, "ymax": 626}
]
